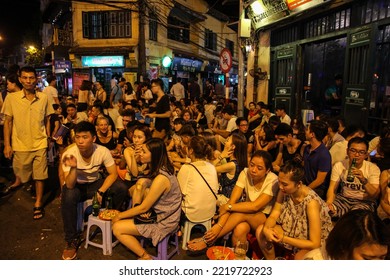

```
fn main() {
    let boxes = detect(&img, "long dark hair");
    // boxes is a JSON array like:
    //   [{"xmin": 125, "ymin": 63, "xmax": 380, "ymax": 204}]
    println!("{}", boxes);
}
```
[
  {"xmin": 231, "ymin": 132, "xmax": 248, "ymax": 170},
  {"xmin": 326, "ymin": 209, "xmax": 390, "ymax": 259},
  {"xmin": 145, "ymin": 138, "xmax": 174, "ymax": 178}
]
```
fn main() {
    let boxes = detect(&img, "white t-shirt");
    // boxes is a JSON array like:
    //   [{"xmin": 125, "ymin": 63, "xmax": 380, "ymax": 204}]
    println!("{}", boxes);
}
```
[
  {"xmin": 235, "ymin": 168, "xmax": 279, "ymax": 214},
  {"xmin": 62, "ymin": 144, "xmax": 115, "ymax": 184},
  {"xmin": 280, "ymin": 114, "xmax": 291, "ymax": 125},
  {"xmin": 329, "ymin": 140, "xmax": 348, "ymax": 165},
  {"xmin": 170, "ymin": 82, "xmax": 185, "ymax": 101},
  {"xmin": 226, "ymin": 116, "xmax": 238, "ymax": 132},
  {"xmin": 43, "ymin": 85, "xmax": 58, "ymax": 105},
  {"xmin": 331, "ymin": 159, "xmax": 380, "ymax": 201},
  {"xmin": 177, "ymin": 161, "xmax": 219, "ymax": 222}
]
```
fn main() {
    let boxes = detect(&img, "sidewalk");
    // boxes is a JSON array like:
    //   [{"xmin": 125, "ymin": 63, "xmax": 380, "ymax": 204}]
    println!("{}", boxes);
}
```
[{"xmin": 0, "ymin": 165, "xmax": 207, "ymax": 260}]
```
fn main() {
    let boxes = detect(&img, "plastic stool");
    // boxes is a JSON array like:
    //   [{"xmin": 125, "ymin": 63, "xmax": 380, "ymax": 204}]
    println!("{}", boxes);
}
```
[
  {"xmin": 181, "ymin": 219, "xmax": 212, "ymax": 250},
  {"xmin": 84, "ymin": 214, "xmax": 119, "ymax": 255},
  {"xmin": 140, "ymin": 232, "xmax": 179, "ymax": 260},
  {"xmin": 76, "ymin": 199, "xmax": 92, "ymax": 232}
]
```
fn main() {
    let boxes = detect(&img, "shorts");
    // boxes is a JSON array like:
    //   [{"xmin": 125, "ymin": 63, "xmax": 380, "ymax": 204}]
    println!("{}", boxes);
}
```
[{"xmin": 13, "ymin": 149, "xmax": 48, "ymax": 183}]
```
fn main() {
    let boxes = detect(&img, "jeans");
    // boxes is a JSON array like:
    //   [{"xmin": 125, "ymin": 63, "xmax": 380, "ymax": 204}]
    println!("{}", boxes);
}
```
[{"xmin": 61, "ymin": 179, "xmax": 128, "ymax": 242}]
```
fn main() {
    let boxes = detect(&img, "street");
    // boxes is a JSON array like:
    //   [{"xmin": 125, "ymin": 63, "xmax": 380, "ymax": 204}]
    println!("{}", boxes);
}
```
[{"xmin": 0, "ymin": 165, "xmax": 207, "ymax": 260}]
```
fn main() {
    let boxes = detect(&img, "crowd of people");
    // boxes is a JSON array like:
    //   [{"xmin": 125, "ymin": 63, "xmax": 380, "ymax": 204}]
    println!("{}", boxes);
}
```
[{"xmin": 1, "ymin": 67, "xmax": 390, "ymax": 261}]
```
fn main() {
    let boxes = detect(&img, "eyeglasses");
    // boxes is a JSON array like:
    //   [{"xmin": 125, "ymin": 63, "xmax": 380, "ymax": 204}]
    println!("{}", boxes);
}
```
[
  {"xmin": 239, "ymin": 124, "xmax": 248, "ymax": 127},
  {"xmin": 348, "ymin": 148, "xmax": 366, "ymax": 156}
]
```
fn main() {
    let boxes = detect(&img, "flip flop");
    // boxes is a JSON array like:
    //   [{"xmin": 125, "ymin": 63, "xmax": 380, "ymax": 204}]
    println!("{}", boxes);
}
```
[
  {"xmin": 186, "ymin": 236, "xmax": 210, "ymax": 256},
  {"xmin": 33, "ymin": 207, "xmax": 45, "ymax": 220}
]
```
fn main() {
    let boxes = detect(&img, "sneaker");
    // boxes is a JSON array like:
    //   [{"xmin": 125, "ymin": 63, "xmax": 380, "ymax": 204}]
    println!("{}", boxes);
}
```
[{"xmin": 62, "ymin": 239, "xmax": 80, "ymax": 260}]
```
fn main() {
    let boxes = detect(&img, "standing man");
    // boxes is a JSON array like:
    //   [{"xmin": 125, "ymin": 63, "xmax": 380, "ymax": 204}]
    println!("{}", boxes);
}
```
[
  {"xmin": 2, "ymin": 66, "xmax": 54, "ymax": 220},
  {"xmin": 146, "ymin": 78, "xmax": 171, "ymax": 139},
  {"xmin": 303, "ymin": 120, "xmax": 332, "ymax": 200},
  {"xmin": 189, "ymin": 77, "xmax": 201, "ymax": 101},
  {"xmin": 43, "ymin": 75, "xmax": 60, "ymax": 105},
  {"xmin": 170, "ymin": 77, "xmax": 185, "ymax": 101},
  {"xmin": 110, "ymin": 77, "xmax": 126, "ymax": 108}
]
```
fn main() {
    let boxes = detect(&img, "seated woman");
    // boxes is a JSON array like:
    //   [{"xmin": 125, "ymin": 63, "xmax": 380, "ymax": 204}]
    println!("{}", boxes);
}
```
[
  {"xmin": 254, "ymin": 123, "xmax": 278, "ymax": 159},
  {"xmin": 256, "ymin": 161, "xmax": 333, "ymax": 260},
  {"xmin": 212, "ymin": 132, "xmax": 248, "ymax": 205},
  {"xmin": 94, "ymin": 116, "xmax": 119, "ymax": 157},
  {"xmin": 112, "ymin": 138, "xmax": 182, "ymax": 260},
  {"xmin": 200, "ymin": 131, "xmax": 221, "ymax": 162},
  {"xmin": 119, "ymin": 125, "xmax": 152, "ymax": 188},
  {"xmin": 187, "ymin": 150, "xmax": 279, "ymax": 254},
  {"xmin": 177, "ymin": 136, "xmax": 219, "ymax": 223},
  {"xmin": 304, "ymin": 209, "xmax": 390, "ymax": 260}
]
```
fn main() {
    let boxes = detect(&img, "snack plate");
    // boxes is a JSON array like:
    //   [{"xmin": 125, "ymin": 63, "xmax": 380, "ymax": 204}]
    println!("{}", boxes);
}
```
[
  {"xmin": 206, "ymin": 246, "xmax": 234, "ymax": 260},
  {"xmin": 98, "ymin": 209, "xmax": 120, "ymax": 221}
]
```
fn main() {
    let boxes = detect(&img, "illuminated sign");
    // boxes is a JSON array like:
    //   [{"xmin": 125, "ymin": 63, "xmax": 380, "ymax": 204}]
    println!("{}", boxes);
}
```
[
  {"xmin": 249, "ymin": 0, "xmax": 331, "ymax": 29},
  {"xmin": 171, "ymin": 57, "xmax": 203, "ymax": 73},
  {"xmin": 81, "ymin": 56, "xmax": 124, "ymax": 67},
  {"xmin": 287, "ymin": 0, "xmax": 312, "ymax": 10}
]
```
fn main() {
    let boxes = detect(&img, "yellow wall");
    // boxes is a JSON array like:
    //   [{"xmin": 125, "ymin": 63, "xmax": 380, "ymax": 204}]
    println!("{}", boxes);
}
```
[{"xmin": 71, "ymin": 1, "xmax": 139, "ymax": 48}]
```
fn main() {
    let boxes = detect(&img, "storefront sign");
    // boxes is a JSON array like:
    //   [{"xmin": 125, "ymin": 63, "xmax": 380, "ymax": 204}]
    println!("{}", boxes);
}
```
[
  {"xmin": 54, "ymin": 60, "xmax": 72, "ymax": 74},
  {"xmin": 171, "ymin": 57, "xmax": 203, "ymax": 73},
  {"xmin": 250, "ymin": 0, "xmax": 330, "ymax": 29},
  {"xmin": 81, "ymin": 56, "xmax": 124, "ymax": 67},
  {"xmin": 345, "ymin": 88, "xmax": 365, "ymax": 105}
]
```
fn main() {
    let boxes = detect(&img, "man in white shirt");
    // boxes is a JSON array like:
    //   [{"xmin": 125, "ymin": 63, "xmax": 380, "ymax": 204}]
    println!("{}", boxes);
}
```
[
  {"xmin": 43, "ymin": 75, "xmax": 59, "ymax": 104},
  {"xmin": 170, "ymin": 77, "xmax": 185, "ymax": 101},
  {"xmin": 326, "ymin": 137, "xmax": 380, "ymax": 219},
  {"xmin": 212, "ymin": 105, "xmax": 237, "ymax": 151},
  {"xmin": 275, "ymin": 104, "xmax": 291, "ymax": 125}
]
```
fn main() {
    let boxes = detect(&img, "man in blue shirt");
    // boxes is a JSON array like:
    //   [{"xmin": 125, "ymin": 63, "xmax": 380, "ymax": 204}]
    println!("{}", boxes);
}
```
[{"xmin": 303, "ymin": 120, "xmax": 332, "ymax": 200}]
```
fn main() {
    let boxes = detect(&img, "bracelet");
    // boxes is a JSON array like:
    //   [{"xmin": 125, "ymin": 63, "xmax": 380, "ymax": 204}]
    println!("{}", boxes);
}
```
[
  {"xmin": 97, "ymin": 190, "xmax": 105, "ymax": 196},
  {"xmin": 217, "ymin": 223, "xmax": 223, "ymax": 229}
]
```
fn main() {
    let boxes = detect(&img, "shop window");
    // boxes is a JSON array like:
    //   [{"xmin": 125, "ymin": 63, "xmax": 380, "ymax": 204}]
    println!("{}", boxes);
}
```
[
  {"xmin": 205, "ymin": 29, "xmax": 217, "ymax": 51},
  {"xmin": 167, "ymin": 16, "xmax": 190, "ymax": 43},
  {"xmin": 304, "ymin": 8, "xmax": 350, "ymax": 39},
  {"xmin": 82, "ymin": 10, "xmax": 132, "ymax": 39},
  {"xmin": 356, "ymin": 0, "xmax": 390, "ymax": 25},
  {"xmin": 149, "ymin": 12, "xmax": 158, "ymax": 41}
]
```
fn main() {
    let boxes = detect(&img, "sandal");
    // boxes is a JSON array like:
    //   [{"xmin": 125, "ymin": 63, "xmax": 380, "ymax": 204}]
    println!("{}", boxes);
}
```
[
  {"xmin": 186, "ymin": 236, "xmax": 210, "ymax": 256},
  {"xmin": 33, "ymin": 207, "xmax": 45, "ymax": 220}
]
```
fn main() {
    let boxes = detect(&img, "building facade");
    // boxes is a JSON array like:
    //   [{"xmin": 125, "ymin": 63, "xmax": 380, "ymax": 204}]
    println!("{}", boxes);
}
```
[{"xmin": 247, "ymin": 0, "xmax": 390, "ymax": 135}]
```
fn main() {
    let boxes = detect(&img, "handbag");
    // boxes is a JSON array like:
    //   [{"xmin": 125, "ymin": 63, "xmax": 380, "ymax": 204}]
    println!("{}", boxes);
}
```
[
  {"xmin": 188, "ymin": 163, "xmax": 218, "ymax": 200},
  {"xmin": 133, "ymin": 204, "xmax": 157, "ymax": 224}
]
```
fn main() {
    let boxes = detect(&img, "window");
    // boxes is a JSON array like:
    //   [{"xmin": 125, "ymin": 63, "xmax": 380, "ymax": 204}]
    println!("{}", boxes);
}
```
[
  {"xmin": 149, "ymin": 12, "xmax": 158, "ymax": 41},
  {"xmin": 205, "ymin": 29, "xmax": 217, "ymax": 50},
  {"xmin": 226, "ymin": 39, "xmax": 234, "ymax": 56},
  {"xmin": 82, "ymin": 10, "xmax": 132, "ymax": 39},
  {"xmin": 167, "ymin": 16, "xmax": 190, "ymax": 43}
]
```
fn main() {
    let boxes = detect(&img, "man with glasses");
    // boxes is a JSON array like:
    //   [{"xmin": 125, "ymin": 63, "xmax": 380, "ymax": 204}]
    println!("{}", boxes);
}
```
[
  {"xmin": 326, "ymin": 137, "xmax": 380, "ymax": 219},
  {"xmin": 233, "ymin": 117, "xmax": 254, "ymax": 158}
]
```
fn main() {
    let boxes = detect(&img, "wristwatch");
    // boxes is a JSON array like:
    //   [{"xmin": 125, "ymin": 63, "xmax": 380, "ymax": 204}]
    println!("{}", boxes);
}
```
[
  {"xmin": 228, "ymin": 204, "xmax": 232, "ymax": 211},
  {"xmin": 97, "ymin": 190, "xmax": 105, "ymax": 196}
]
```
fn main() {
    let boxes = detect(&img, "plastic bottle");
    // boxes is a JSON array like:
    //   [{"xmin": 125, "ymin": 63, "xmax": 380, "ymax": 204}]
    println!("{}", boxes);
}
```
[
  {"xmin": 346, "ymin": 158, "xmax": 357, "ymax": 182},
  {"xmin": 92, "ymin": 191, "xmax": 100, "ymax": 216}
]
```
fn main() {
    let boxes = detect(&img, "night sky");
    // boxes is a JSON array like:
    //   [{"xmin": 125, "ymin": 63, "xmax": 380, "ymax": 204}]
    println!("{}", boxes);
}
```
[{"xmin": 0, "ymin": 0, "xmax": 41, "ymax": 55}]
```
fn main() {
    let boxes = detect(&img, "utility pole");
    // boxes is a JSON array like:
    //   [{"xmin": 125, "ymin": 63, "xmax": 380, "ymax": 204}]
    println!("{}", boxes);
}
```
[
  {"xmin": 237, "ymin": 0, "xmax": 245, "ymax": 117},
  {"xmin": 138, "ymin": 0, "xmax": 147, "ymax": 81}
]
